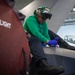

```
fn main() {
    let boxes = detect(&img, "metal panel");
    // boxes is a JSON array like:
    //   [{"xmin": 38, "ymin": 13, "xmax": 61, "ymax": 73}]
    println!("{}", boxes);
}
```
[{"xmin": 44, "ymin": 47, "xmax": 75, "ymax": 75}]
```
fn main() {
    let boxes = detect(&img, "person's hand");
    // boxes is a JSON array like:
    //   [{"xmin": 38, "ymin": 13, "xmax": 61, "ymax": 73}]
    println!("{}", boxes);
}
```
[
  {"xmin": 42, "ymin": 43, "xmax": 46, "ymax": 47},
  {"xmin": 54, "ymin": 37, "xmax": 59, "ymax": 42},
  {"xmin": 42, "ymin": 43, "xmax": 50, "ymax": 47},
  {"xmin": 47, "ymin": 39, "xmax": 57, "ymax": 47}
]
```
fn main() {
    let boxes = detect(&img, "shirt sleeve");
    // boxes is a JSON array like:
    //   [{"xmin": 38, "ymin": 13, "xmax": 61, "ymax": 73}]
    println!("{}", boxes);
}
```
[
  {"xmin": 26, "ymin": 20, "xmax": 49, "ymax": 43},
  {"xmin": 43, "ymin": 23, "xmax": 51, "ymax": 40}
]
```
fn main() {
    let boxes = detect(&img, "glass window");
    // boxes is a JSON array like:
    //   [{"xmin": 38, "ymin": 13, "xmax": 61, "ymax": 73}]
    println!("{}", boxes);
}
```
[{"xmin": 57, "ymin": 6, "xmax": 75, "ymax": 47}]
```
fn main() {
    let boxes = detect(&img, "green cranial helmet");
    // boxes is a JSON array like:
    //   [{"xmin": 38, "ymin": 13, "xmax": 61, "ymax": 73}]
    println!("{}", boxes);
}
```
[{"xmin": 34, "ymin": 6, "xmax": 52, "ymax": 20}]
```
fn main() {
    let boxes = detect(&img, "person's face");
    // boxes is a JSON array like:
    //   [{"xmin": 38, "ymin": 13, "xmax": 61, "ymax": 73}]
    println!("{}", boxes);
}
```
[{"xmin": 37, "ymin": 16, "xmax": 46, "ymax": 24}]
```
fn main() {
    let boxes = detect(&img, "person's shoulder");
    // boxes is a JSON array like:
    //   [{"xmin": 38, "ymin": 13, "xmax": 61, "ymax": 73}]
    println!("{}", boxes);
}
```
[{"xmin": 27, "ymin": 15, "xmax": 36, "ymax": 21}]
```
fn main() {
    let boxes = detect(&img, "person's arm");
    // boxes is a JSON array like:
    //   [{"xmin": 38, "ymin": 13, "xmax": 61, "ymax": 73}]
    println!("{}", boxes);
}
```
[
  {"xmin": 43, "ymin": 23, "xmax": 51, "ymax": 41},
  {"xmin": 26, "ymin": 20, "xmax": 49, "ymax": 43}
]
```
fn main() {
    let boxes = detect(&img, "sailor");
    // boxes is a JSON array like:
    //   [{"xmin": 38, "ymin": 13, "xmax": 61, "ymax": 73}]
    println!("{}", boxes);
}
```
[{"xmin": 23, "ymin": 6, "xmax": 64, "ymax": 75}]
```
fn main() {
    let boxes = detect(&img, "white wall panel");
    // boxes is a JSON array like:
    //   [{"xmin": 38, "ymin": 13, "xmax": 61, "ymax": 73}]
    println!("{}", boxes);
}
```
[{"xmin": 48, "ymin": 0, "xmax": 75, "ymax": 32}]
